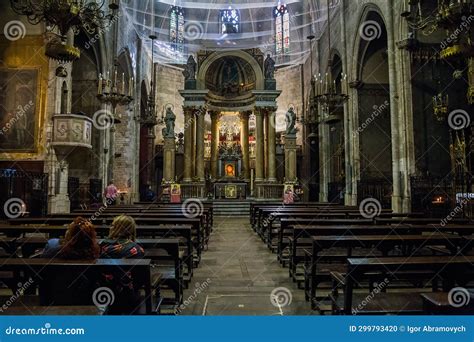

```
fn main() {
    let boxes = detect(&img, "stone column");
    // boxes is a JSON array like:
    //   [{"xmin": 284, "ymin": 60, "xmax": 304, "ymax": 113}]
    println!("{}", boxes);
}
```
[
  {"xmin": 240, "ymin": 111, "xmax": 251, "ymax": 181},
  {"xmin": 267, "ymin": 108, "xmax": 277, "ymax": 182},
  {"xmin": 48, "ymin": 159, "xmax": 71, "ymax": 214},
  {"xmin": 387, "ymin": 7, "xmax": 402, "ymax": 212},
  {"xmin": 255, "ymin": 109, "xmax": 265, "ymax": 182},
  {"xmin": 183, "ymin": 107, "xmax": 193, "ymax": 182},
  {"xmin": 162, "ymin": 137, "xmax": 176, "ymax": 183},
  {"xmin": 195, "ymin": 108, "xmax": 206, "ymax": 182},
  {"xmin": 210, "ymin": 111, "xmax": 220, "ymax": 180},
  {"xmin": 146, "ymin": 126, "xmax": 156, "ymax": 188},
  {"xmin": 264, "ymin": 111, "xmax": 269, "ymax": 179},
  {"xmin": 285, "ymin": 134, "xmax": 297, "ymax": 182},
  {"xmin": 192, "ymin": 112, "xmax": 197, "ymax": 178}
]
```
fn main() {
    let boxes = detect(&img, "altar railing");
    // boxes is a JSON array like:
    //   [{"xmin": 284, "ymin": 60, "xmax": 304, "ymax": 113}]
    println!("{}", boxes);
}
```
[
  {"xmin": 255, "ymin": 183, "xmax": 284, "ymax": 199},
  {"xmin": 180, "ymin": 183, "xmax": 206, "ymax": 199}
]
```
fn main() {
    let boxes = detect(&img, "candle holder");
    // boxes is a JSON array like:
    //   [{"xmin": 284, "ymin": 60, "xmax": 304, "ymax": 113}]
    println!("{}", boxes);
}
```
[{"xmin": 97, "ymin": 58, "xmax": 134, "ymax": 122}]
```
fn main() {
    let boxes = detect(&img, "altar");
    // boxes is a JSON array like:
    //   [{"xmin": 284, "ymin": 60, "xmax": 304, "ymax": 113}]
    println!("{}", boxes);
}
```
[{"xmin": 214, "ymin": 181, "xmax": 248, "ymax": 200}]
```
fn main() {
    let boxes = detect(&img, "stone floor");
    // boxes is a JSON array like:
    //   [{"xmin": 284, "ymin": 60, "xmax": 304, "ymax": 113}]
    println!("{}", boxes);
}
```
[{"xmin": 180, "ymin": 217, "xmax": 314, "ymax": 316}]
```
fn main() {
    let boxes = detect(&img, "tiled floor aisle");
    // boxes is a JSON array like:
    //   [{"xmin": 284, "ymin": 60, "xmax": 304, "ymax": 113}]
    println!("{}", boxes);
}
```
[{"xmin": 181, "ymin": 217, "xmax": 312, "ymax": 315}]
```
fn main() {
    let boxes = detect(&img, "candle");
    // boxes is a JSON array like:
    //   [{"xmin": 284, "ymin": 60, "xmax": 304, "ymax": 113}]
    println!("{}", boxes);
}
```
[
  {"xmin": 98, "ymin": 73, "xmax": 103, "ymax": 95},
  {"xmin": 325, "ymin": 73, "xmax": 329, "ymax": 94},
  {"xmin": 121, "ymin": 73, "xmax": 125, "ymax": 95}
]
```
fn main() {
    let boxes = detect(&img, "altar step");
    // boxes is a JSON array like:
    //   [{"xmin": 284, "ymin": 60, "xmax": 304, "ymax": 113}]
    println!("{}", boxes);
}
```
[{"xmin": 213, "ymin": 201, "xmax": 250, "ymax": 217}]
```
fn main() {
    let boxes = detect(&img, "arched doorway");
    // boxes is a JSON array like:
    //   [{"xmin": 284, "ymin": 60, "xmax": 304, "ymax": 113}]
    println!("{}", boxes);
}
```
[
  {"xmin": 355, "ymin": 10, "xmax": 393, "ymax": 208},
  {"xmin": 326, "ymin": 53, "xmax": 346, "ymax": 204}
]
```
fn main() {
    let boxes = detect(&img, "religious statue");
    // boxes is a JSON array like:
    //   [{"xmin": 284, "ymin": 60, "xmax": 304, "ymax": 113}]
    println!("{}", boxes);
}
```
[
  {"xmin": 264, "ymin": 54, "xmax": 275, "ymax": 80},
  {"xmin": 162, "ymin": 107, "xmax": 176, "ymax": 139},
  {"xmin": 182, "ymin": 55, "xmax": 197, "ymax": 81},
  {"xmin": 286, "ymin": 107, "xmax": 298, "ymax": 135}
]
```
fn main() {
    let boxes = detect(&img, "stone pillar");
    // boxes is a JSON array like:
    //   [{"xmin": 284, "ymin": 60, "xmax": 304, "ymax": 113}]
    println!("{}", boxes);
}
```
[
  {"xmin": 267, "ymin": 108, "xmax": 277, "ymax": 182},
  {"xmin": 240, "ymin": 111, "xmax": 251, "ymax": 181},
  {"xmin": 162, "ymin": 137, "xmax": 176, "ymax": 184},
  {"xmin": 210, "ymin": 111, "xmax": 220, "ymax": 180},
  {"xmin": 48, "ymin": 159, "xmax": 71, "ymax": 214},
  {"xmin": 192, "ymin": 113, "xmax": 197, "ymax": 178},
  {"xmin": 264, "ymin": 112, "xmax": 269, "ymax": 178},
  {"xmin": 285, "ymin": 134, "xmax": 297, "ymax": 183},
  {"xmin": 146, "ymin": 126, "xmax": 156, "ymax": 188},
  {"xmin": 387, "ymin": 7, "xmax": 402, "ymax": 212},
  {"xmin": 195, "ymin": 108, "xmax": 205, "ymax": 182},
  {"xmin": 183, "ymin": 107, "xmax": 193, "ymax": 182},
  {"xmin": 255, "ymin": 109, "xmax": 265, "ymax": 182}
]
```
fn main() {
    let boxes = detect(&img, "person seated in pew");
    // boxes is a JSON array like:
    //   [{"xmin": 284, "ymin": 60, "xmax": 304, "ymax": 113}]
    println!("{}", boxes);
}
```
[
  {"xmin": 42, "ymin": 217, "xmax": 100, "ymax": 259},
  {"xmin": 100, "ymin": 215, "xmax": 145, "ymax": 315},
  {"xmin": 39, "ymin": 218, "xmax": 101, "ymax": 306},
  {"xmin": 100, "ymin": 215, "xmax": 145, "ymax": 259}
]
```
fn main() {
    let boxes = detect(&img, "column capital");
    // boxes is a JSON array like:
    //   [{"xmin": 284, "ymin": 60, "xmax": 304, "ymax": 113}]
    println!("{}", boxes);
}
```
[
  {"xmin": 239, "ymin": 111, "xmax": 252, "ymax": 121},
  {"xmin": 209, "ymin": 110, "xmax": 222, "ymax": 120},
  {"xmin": 255, "ymin": 106, "xmax": 277, "ymax": 116}
]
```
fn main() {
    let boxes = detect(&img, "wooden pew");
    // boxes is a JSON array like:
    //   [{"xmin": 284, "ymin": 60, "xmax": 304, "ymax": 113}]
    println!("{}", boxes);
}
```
[
  {"xmin": 333, "ymin": 256, "xmax": 474, "ymax": 315},
  {"xmin": 305, "ymin": 235, "xmax": 474, "ymax": 310},
  {"xmin": 0, "ymin": 225, "xmax": 195, "ymax": 278},
  {"xmin": 0, "ymin": 258, "xmax": 157, "ymax": 315},
  {"xmin": 289, "ymin": 224, "xmax": 474, "ymax": 282},
  {"xmin": 287, "ymin": 224, "xmax": 412, "ymax": 281},
  {"xmin": 7, "ymin": 217, "xmax": 204, "ymax": 264},
  {"xmin": 277, "ymin": 218, "xmax": 374, "ymax": 260},
  {"xmin": 8, "ymin": 236, "xmax": 185, "ymax": 306}
]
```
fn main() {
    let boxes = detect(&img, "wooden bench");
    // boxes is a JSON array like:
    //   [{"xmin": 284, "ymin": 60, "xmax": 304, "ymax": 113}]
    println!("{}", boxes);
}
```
[
  {"xmin": 332, "ymin": 256, "xmax": 474, "ymax": 315},
  {"xmin": 305, "ymin": 234, "xmax": 474, "ymax": 310},
  {"xmin": 10, "ymin": 216, "xmax": 206, "ymax": 253},
  {"xmin": 421, "ymin": 292, "xmax": 474, "ymax": 315},
  {"xmin": 287, "ymin": 224, "xmax": 413, "ymax": 280},
  {"xmin": 5, "ymin": 236, "xmax": 185, "ymax": 306},
  {"xmin": 0, "ymin": 258, "xmax": 157, "ymax": 315},
  {"xmin": 0, "ymin": 225, "xmax": 195, "ymax": 278}
]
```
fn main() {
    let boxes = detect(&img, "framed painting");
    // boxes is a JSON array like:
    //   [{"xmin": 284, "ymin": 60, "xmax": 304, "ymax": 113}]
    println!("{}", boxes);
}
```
[{"xmin": 0, "ymin": 68, "xmax": 39, "ymax": 152}]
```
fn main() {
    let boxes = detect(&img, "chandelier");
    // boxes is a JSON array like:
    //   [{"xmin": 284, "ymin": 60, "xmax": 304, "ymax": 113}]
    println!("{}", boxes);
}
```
[
  {"xmin": 97, "ymin": 59, "xmax": 134, "ymax": 121},
  {"xmin": 314, "ymin": 0, "xmax": 349, "ymax": 123},
  {"xmin": 403, "ymin": 0, "xmax": 474, "ymax": 105},
  {"xmin": 10, "ymin": 0, "xmax": 119, "ymax": 62}
]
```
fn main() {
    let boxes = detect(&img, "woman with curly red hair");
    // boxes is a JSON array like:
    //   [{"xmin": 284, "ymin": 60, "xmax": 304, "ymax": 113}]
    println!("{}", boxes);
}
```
[{"xmin": 42, "ymin": 217, "xmax": 100, "ymax": 259}]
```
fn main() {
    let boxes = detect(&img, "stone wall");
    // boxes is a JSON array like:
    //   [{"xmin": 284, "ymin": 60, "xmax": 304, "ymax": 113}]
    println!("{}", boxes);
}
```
[{"xmin": 155, "ymin": 64, "xmax": 185, "ymax": 143}]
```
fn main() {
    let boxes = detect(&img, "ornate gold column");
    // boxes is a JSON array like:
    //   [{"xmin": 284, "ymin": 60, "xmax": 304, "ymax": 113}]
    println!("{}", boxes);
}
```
[
  {"xmin": 183, "ymin": 107, "xmax": 193, "ymax": 182},
  {"xmin": 240, "ymin": 111, "xmax": 251, "ymax": 181},
  {"xmin": 196, "ymin": 108, "xmax": 206, "ymax": 182},
  {"xmin": 255, "ymin": 108, "xmax": 265, "ymax": 182},
  {"xmin": 210, "ymin": 111, "xmax": 221, "ymax": 180},
  {"xmin": 267, "ymin": 108, "xmax": 277, "ymax": 182}
]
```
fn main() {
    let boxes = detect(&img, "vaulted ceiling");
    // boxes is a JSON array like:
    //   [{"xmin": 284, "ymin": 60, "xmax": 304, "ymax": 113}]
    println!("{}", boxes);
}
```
[{"xmin": 122, "ymin": 0, "xmax": 327, "ymax": 65}]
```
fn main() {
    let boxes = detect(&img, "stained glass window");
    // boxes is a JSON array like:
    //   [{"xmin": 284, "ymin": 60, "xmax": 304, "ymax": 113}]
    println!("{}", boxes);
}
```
[
  {"xmin": 170, "ymin": 6, "xmax": 184, "ymax": 54},
  {"xmin": 220, "ymin": 7, "xmax": 240, "ymax": 34},
  {"xmin": 274, "ymin": 3, "xmax": 290, "ymax": 56}
]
